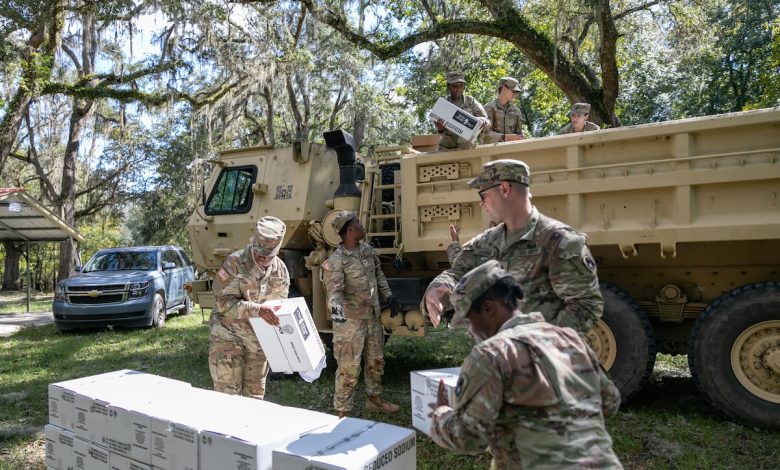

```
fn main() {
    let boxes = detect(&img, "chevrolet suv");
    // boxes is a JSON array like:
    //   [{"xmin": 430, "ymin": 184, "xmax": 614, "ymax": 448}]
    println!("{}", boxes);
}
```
[{"xmin": 53, "ymin": 246, "xmax": 195, "ymax": 331}]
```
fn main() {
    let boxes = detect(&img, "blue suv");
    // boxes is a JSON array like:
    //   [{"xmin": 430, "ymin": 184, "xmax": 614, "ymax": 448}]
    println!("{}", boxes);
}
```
[{"xmin": 53, "ymin": 246, "xmax": 195, "ymax": 331}]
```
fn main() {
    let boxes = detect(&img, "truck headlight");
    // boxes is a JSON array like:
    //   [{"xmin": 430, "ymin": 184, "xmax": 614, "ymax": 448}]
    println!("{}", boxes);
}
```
[
  {"xmin": 54, "ymin": 284, "xmax": 66, "ymax": 301},
  {"xmin": 129, "ymin": 281, "xmax": 150, "ymax": 298}
]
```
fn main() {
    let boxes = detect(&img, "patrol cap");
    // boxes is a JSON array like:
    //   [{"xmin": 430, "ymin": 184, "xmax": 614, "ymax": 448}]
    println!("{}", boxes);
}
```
[
  {"xmin": 331, "ymin": 210, "xmax": 357, "ymax": 234},
  {"xmin": 570, "ymin": 102, "xmax": 591, "ymax": 116},
  {"xmin": 468, "ymin": 159, "xmax": 531, "ymax": 188},
  {"xmin": 252, "ymin": 216, "xmax": 286, "ymax": 257},
  {"xmin": 498, "ymin": 77, "xmax": 522, "ymax": 92},
  {"xmin": 446, "ymin": 72, "xmax": 466, "ymax": 84},
  {"xmin": 450, "ymin": 260, "xmax": 509, "ymax": 326}
]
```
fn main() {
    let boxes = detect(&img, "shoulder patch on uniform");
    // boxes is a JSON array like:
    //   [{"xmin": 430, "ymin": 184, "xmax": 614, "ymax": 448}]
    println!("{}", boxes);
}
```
[
  {"xmin": 321, "ymin": 260, "xmax": 331, "ymax": 272},
  {"xmin": 455, "ymin": 374, "xmax": 468, "ymax": 398},
  {"xmin": 582, "ymin": 253, "xmax": 597, "ymax": 272},
  {"xmin": 217, "ymin": 268, "xmax": 230, "ymax": 282}
]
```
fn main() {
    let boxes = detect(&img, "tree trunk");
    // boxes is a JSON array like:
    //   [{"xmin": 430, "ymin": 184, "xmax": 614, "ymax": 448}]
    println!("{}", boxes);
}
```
[{"xmin": 2, "ymin": 241, "xmax": 22, "ymax": 290}]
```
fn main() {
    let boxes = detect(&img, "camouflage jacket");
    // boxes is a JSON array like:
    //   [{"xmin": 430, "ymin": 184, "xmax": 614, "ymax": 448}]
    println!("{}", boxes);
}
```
[
  {"xmin": 482, "ymin": 99, "xmax": 524, "ymax": 143},
  {"xmin": 322, "ymin": 241, "xmax": 392, "ymax": 320},
  {"xmin": 431, "ymin": 312, "xmax": 622, "ymax": 469},
  {"xmin": 438, "ymin": 95, "xmax": 490, "ymax": 150},
  {"xmin": 427, "ymin": 207, "xmax": 603, "ymax": 334},
  {"xmin": 212, "ymin": 245, "xmax": 290, "ymax": 321},
  {"xmin": 557, "ymin": 121, "xmax": 601, "ymax": 134}
]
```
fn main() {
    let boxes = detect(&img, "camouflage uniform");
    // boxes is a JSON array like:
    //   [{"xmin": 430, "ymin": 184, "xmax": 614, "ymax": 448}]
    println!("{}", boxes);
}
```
[
  {"xmin": 208, "ymin": 217, "xmax": 290, "ymax": 399},
  {"xmin": 557, "ymin": 102, "xmax": 601, "ymax": 134},
  {"xmin": 426, "ymin": 160, "xmax": 603, "ymax": 334},
  {"xmin": 438, "ymin": 72, "xmax": 490, "ymax": 150},
  {"xmin": 446, "ymin": 241, "xmax": 462, "ymax": 265},
  {"xmin": 482, "ymin": 99, "xmax": 525, "ymax": 143},
  {"xmin": 322, "ymin": 238, "xmax": 393, "ymax": 412},
  {"xmin": 430, "ymin": 260, "xmax": 622, "ymax": 469},
  {"xmin": 557, "ymin": 121, "xmax": 601, "ymax": 134}
]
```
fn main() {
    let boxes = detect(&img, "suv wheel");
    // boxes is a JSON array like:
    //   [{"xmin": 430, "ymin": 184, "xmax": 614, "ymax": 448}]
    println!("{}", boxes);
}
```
[
  {"xmin": 178, "ymin": 296, "xmax": 193, "ymax": 315},
  {"xmin": 151, "ymin": 293, "xmax": 166, "ymax": 328}
]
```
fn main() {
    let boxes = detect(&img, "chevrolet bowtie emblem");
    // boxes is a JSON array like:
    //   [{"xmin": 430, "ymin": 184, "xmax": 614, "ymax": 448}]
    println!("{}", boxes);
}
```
[{"xmin": 88, "ymin": 290, "xmax": 100, "ymax": 297}]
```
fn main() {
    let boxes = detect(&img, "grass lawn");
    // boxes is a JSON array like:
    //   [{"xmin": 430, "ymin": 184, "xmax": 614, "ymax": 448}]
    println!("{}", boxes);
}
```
[
  {"xmin": 0, "ymin": 291, "xmax": 53, "ymax": 315},
  {"xmin": 1, "ymin": 310, "xmax": 778, "ymax": 469}
]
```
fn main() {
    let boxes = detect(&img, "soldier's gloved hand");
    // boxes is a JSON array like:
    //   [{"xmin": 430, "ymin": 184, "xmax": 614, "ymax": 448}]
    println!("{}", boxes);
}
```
[
  {"xmin": 388, "ymin": 296, "xmax": 402, "ymax": 318},
  {"xmin": 331, "ymin": 305, "xmax": 347, "ymax": 323}
]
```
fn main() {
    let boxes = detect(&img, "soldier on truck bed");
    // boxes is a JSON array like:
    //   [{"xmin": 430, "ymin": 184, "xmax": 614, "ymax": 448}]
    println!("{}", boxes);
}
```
[
  {"xmin": 558, "ymin": 103, "xmax": 601, "ymax": 134},
  {"xmin": 434, "ymin": 72, "xmax": 490, "ymax": 150},
  {"xmin": 423, "ymin": 159, "xmax": 603, "ymax": 336},
  {"xmin": 482, "ymin": 77, "xmax": 527, "ymax": 143}
]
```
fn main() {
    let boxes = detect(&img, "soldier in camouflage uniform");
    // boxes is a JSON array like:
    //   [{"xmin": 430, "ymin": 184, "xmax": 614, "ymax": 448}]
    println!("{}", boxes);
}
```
[
  {"xmin": 322, "ymin": 211, "xmax": 401, "ymax": 418},
  {"xmin": 557, "ymin": 102, "xmax": 601, "ymax": 134},
  {"xmin": 482, "ymin": 77, "xmax": 527, "ymax": 143},
  {"xmin": 423, "ymin": 159, "xmax": 603, "ymax": 335},
  {"xmin": 435, "ymin": 72, "xmax": 490, "ymax": 150},
  {"xmin": 430, "ymin": 260, "xmax": 623, "ymax": 469},
  {"xmin": 208, "ymin": 216, "xmax": 289, "ymax": 400}
]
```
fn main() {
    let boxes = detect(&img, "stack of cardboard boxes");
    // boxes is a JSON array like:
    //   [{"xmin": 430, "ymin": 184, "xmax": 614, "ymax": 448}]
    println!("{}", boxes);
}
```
[{"xmin": 45, "ymin": 300, "xmax": 417, "ymax": 470}]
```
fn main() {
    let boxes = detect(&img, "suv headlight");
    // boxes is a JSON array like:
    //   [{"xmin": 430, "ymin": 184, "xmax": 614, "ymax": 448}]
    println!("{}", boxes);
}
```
[
  {"xmin": 129, "ymin": 281, "xmax": 150, "ymax": 298},
  {"xmin": 54, "ymin": 284, "xmax": 66, "ymax": 301}
]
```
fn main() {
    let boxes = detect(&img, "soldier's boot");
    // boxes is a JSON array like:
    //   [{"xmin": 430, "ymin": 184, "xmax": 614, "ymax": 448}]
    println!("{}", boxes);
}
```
[
  {"xmin": 337, "ymin": 410, "xmax": 349, "ymax": 419},
  {"xmin": 366, "ymin": 395, "xmax": 400, "ymax": 413}
]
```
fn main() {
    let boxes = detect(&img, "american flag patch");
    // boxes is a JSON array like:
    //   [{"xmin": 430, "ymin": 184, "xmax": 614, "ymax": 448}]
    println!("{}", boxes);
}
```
[{"xmin": 217, "ymin": 268, "xmax": 230, "ymax": 282}]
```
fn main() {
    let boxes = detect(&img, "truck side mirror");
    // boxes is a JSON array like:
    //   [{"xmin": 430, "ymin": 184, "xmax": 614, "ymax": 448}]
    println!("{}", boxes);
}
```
[{"xmin": 162, "ymin": 262, "xmax": 176, "ymax": 270}]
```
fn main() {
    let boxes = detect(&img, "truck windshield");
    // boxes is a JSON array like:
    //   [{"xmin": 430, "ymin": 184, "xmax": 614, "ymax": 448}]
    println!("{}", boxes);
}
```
[
  {"xmin": 205, "ymin": 166, "xmax": 257, "ymax": 215},
  {"xmin": 83, "ymin": 251, "xmax": 157, "ymax": 272}
]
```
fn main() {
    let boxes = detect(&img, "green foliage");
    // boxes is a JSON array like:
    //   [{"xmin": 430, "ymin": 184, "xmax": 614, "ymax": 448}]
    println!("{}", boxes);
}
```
[
  {"xmin": 125, "ymin": 122, "xmax": 197, "ymax": 250},
  {"xmin": 77, "ymin": 216, "xmax": 124, "ymax": 264}
]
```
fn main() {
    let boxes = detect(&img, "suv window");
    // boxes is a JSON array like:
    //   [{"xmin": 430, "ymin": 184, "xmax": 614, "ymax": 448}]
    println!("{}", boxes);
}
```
[
  {"xmin": 176, "ymin": 248, "xmax": 193, "ymax": 266},
  {"xmin": 161, "ymin": 249, "xmax": 183, "ymax": 268},
  {"xmin": 84, "ymin": 251, "xmax": 157, "ymax": 272},
  {"xmin": 206, "ymin": 166, "xmax": 257, "ymax": 215}
]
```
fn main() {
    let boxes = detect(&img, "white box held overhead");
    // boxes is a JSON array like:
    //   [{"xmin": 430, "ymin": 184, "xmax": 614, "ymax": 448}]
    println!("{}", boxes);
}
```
[
  {"xmin": 273, "ymin": 417, "xmax": 417, "ymax": 470},
  {"xmin": 410, "ymin": 367, "xmax": 460, "ymax": 437},
  {"xmin": 249, "ymin": 297, "xmax": 325, "ymax": 374},
  {"xmin": 429, "ymin": 97, "xmax": 483, "ymax": 143}
]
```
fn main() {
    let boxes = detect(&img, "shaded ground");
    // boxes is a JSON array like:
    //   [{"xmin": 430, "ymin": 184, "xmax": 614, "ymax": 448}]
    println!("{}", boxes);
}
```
[{"xmin": 0, "ymin": 312, "xmax": 53, "ymax": 336}]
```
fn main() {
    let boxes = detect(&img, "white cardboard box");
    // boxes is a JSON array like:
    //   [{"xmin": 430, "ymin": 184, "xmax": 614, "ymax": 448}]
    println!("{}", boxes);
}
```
[
  {"xmin": 48, "ymin": 370, "xmax": 136, "ymax": 430},
  {"xmin": 429, "ymin": 98, "xmax": 483, "ymax": 143},
  {"xmin": 199, "ymin": 400, "xmax": 338, "ymax": 470},
  {"xmin": 273, "ymin": 417, "xmax": 417, "ymax": 470},
  {"xmin": 73, "ymin": 436, "xmax": 110, "ymax": 470},
  {"xmin": 249, "ymin": 297, "xmax": 325, "ymax": 374},
  {"xmin": 109, "ymin": 452, "xmax": 150, "ymax": 470},
  {"xmin": 410, "ymin": 367, "xmax": 460, "ymax": 437},
  {"xmin": 73, "ymin": 374, "xmax": 190, "ymax": 446},
  {"xmin": 45, "ymin": 424, "xmax": 76, "ymax": 470}
]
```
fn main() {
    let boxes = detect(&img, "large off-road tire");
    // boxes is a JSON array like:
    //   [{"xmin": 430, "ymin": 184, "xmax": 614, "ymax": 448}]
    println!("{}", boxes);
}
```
[
  {"xmin": 585, "ymin": 284, "xmax": 656, "ymax": 402},
  {"xmin": 151, "ymin": 293, "xmax": 166, "ymax": 328},
  {"xmin": 688, "ymin": 282, "xmax": 780, "ymax": 429}
]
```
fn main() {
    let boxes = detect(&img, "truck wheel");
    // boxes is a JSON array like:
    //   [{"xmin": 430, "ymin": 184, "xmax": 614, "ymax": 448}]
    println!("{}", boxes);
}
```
[
  {"xmin": 178, "ymin": 297, "xmax": 193, "ymax": 316},
  {"xmin": 151, "ymin": 293, "xmax": 166, "ymax": 328},
  {"xmin": 688, "ymin": 282, "xmax": 780, "ymax": 429},
  {"xmin": 586, "ymin": 284, "xmax": 656, "ymax": 402}
]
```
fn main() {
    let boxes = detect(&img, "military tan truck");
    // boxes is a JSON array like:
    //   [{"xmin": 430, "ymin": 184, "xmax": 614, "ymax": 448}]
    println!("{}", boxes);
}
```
[{"xmin": 187, "ymin": 107, "xmax": 780, "ymax": 429}]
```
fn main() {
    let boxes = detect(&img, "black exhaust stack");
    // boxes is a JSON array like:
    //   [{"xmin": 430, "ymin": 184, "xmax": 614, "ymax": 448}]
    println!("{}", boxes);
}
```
[{"xmin": 324, "ymin": 129, "xmax": 361, "ymax": 198}]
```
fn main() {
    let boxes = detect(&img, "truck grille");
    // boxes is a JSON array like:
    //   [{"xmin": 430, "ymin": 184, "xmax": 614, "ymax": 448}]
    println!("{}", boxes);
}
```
[{"xmin": 66, "ymin": 284, "xmax": 128, "ymax": 304}]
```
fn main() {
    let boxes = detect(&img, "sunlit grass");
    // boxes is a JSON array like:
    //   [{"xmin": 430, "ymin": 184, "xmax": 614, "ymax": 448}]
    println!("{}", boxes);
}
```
[{"xmin": 0, "ymin": 315, "xmax": 777, "ymax": 469}]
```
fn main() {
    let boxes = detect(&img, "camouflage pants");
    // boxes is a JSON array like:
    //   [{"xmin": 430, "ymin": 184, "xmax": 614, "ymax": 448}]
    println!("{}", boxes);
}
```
[
  {"xmin": 332, "ymin": 316, "xmax": 385, "ymax": 412},
  {"xmin": 208, "ymin": 313, "xmax": 269, "ymax": 400}
]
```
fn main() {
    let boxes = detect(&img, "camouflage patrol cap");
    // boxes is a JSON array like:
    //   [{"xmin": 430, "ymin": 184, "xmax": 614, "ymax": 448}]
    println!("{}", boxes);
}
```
[
  {"xmin": 498, "ymin": 77, "xmax": 522, "ymax": 92},
  {"xmin": 450, "ymin": 260, "xmax": 509, "ymax": 326},
  {"xmin": 570, "ymin": 102, "xmax": 591, "ymax": 115},
  {"xmin": 331, "ymin": 210, "xmax": 357, "ymax": 234},
  {"xmin": 468, "ymin": 159, "xmax": 531, "ymax": 188},
  {"xmin": 252, "ymin": 216, "xmax": 286, "ymax": 257},
  {"xmin": 445, "ymin": 72, "xmax": 466, "ymax": 84}
]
